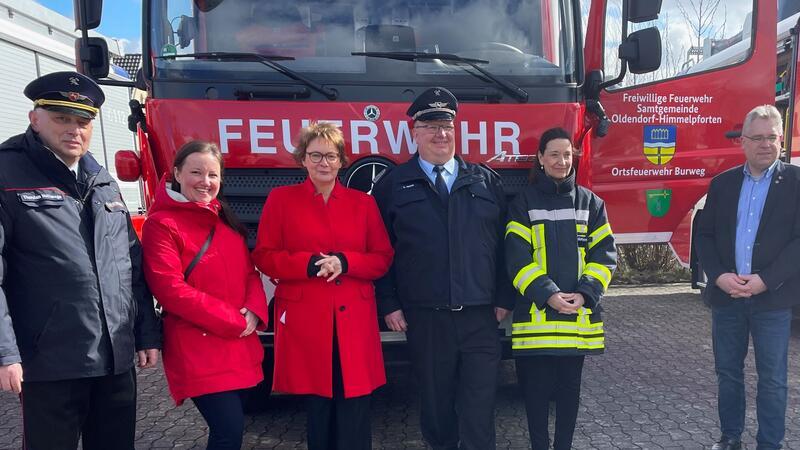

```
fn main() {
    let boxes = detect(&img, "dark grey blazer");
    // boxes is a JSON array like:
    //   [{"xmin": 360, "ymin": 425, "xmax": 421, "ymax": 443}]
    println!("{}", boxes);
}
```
[{"xmin": 695, "ymin": 160, "xmax": 800, "ymax": 310}]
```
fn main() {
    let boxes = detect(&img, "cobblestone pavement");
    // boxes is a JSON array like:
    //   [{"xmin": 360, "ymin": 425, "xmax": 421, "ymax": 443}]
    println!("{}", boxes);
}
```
[{"xmin": 2, "ymin": 284, "xmax": 800, "ymax": 449}]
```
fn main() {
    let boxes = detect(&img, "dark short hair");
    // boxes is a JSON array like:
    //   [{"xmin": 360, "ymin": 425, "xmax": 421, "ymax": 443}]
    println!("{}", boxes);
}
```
[
  {"xmin": 292, "ymin": 122, "xmax": 349, "ymax": 166},
  {"xmin": 172, "ymin": 140, "xmax": 247, "ymax": 238},
  {"xmin": 538, "ymin": 127, "xmax": 573, "ymax": 154}
]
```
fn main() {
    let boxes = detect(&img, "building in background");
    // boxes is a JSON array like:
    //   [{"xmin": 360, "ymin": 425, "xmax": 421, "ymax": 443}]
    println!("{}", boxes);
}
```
[{"xmin": 0, "ymin": 0, "xmax": 142, "ymax": 210}]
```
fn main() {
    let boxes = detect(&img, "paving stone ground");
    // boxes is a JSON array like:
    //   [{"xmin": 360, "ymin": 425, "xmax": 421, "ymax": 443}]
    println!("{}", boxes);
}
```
[{"xmin": 2, "ymin": 284, "xmax": 800, "ymax": 449}]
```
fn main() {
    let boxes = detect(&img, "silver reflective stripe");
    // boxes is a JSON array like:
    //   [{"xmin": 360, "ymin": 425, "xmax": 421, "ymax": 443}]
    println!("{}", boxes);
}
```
[
  {"xmin": 512, "ymin": 324, "xmax": 604, "ymax": 333},
  {"xmin": 528, "ymin": 208, "xmax": 590, "ymax": 222},
  {"xmin": 512, "ymin": 338, "xmax": 604, "ymax": 346}
]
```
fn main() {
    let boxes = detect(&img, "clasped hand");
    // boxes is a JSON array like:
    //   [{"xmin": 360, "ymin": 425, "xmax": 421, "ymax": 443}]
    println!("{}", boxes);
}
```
[
  {"xmin": 546, "ymin": 292, "xmax": 585, "ymax": 314},
  {"xmin": 239, "ymin": 308, "xmax": 259, "ymax": 337},
  {"xmin": 315, "ymin": 252, "xmax": 343, "ymax": 282},
  {"xmin": 715, "ymin": 273, "xmax": 767, "ymax": 298}
]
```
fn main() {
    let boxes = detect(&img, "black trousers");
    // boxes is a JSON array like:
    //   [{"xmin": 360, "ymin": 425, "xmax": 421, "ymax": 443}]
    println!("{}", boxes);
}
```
[
  {"xmin": 516, "ymin": 355, "xmax": 585, "ymax": 450},
  {"xmin": 192, "ymin": 390, "xmax": 245, "ymax": 450},
  {"xmin": 20, "ymin": 369, "xmax": 137, "ymax": 450},
  {"xmin": 404, "ymin": 305, "xmax": 500, "ymax": 450},
  {"xmin": 306, "ymin": 327, "xmax": 372, "ymax": 450}
]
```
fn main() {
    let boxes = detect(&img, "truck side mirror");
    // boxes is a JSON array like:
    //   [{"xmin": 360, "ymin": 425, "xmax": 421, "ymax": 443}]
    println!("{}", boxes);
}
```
[
  {"xmin": 73, "ymin": 0, "xmax": 103, "ymax": 30},
  {"xmin": 620, "ymin": 27, "xmax": 662, "ymax": 74},
  {"xmin": 74, "ymin": 37, "xmax": 109, "ymax": 79},
  {"xmin": 177, "ymin": 15, "xmax": 197, "ymax": 49},
  {"xmin": 626, "ymin": 0, "xmax": 662, "ymax": 23}
]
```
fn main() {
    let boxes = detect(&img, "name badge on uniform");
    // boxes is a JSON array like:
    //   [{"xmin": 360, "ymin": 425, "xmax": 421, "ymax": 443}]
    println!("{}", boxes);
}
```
[{"xmin": 17, "ymin": 190, "xmax": 65, "ymax": 206}]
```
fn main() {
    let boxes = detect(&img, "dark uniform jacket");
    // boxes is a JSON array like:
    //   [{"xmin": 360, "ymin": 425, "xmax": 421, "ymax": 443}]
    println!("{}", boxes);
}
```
[
  {"xmin": 0, "ymin": 128, "xmax": 161, "ymax": 382},
  {"xmin": 695, "ymin": 161, "xmax": 800, "ymax": 311},
  {"xmin": 373, "ymin": 154, "xmax": 514, "ymax": 315},
  {"xmin": 505, "ymin": 169, "xmax": 616, "ymax": 356}
]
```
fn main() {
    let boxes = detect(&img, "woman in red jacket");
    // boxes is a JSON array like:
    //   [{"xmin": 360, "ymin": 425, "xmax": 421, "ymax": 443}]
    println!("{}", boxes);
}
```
[
  {"xmin": 142, "ymin": 141, "xmax": 269, "ymax": 450},
  {"xmin": 253, "ymin": 122, "xmax": 393, "ymax": 450}
]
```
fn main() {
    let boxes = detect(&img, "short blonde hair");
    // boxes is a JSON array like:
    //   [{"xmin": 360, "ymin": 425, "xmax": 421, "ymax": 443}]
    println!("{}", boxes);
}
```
[
  {"xmin": 743, "ymin": 104, "xmax": 783, "ymax": 136},
  {"xmin": 292, "ymin": 122, "xmax": 349, "ymax": 166}
]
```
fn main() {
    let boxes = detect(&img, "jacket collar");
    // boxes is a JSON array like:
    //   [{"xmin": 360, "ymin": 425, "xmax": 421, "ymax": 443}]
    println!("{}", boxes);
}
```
[
  {"xmin": 396, "ymin": 154, "xmax": 481, "ymax": 188},
  {"xmin": 533, "ymin": 166, "xmax": 576, "ymax": 195},
  {"xmin": 301, "ymin": 176, "xmax": 344, "ymax": 199},
  {"xmin": 22, "ymin": 126, "xmax": 110, "ymax": 194}
]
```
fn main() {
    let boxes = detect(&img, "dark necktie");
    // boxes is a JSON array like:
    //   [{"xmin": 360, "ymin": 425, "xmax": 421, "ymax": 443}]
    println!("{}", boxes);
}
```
[{"xmin": 433, "ymin": 165, "xmax": 449, "ymax": 205}]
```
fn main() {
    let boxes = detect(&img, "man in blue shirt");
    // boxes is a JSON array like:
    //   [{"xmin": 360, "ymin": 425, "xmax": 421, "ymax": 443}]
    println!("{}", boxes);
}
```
[{"xmin": 696, "ymin": 104, "xmax": 800, "ymax": 450}]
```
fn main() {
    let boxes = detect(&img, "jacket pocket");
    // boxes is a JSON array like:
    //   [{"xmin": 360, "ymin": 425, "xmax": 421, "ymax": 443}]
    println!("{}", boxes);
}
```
[
  {"xmin": 275, "ymin": 284, "xmax": 303, "ymax": 302},
  {"xmin": 466, "ymin": 183, "xmax": 500, "ymax": 218},
  {"xmin": 33, "ymin": 302, "xmax": 59, "ymax": 352},
  {"xmin": 394, "ymin": 186, "xmax": 428, "ymax": 206}
]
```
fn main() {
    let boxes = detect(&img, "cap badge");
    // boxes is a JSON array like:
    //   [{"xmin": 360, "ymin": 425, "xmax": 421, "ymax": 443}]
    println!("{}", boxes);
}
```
[
  {"xmin": 69, "ymin": 77, "xmax": 80, "ymax": 86},
  {"xmin": 60, "ymin": 91, "xmax": 88, "ymax": 102},
  {"xmin": 434, "ymin": 89, "xmax": 441, "ymax": 96},
  {"xmin": 428, "ymin": 101, "xmax": 449, "ymax": 108}
]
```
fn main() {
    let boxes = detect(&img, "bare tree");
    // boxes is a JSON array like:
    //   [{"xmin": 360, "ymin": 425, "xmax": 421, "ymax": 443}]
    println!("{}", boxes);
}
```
[{"xmin": 677, "ymin": 0, "xmax": 723, "ymax": 47}]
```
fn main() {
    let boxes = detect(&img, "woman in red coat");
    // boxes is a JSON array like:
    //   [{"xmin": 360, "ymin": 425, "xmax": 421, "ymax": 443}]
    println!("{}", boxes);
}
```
[
  {"xmin": 142, "ymin": 141, "xmax": 269, "ymax": 450},
  {"xmin": 253, "ymin": 122, "xmax": 393, "ymax": 450}
]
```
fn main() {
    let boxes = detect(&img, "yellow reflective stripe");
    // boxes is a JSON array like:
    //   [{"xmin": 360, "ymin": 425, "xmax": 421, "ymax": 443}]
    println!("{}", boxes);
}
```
[
  {"xmin": 513, "ymin": 307, "xmax": 604, "ymax": 350},
  {"xmin": 532, "ymin": 224, "xmax": 547, "ymax": 272},
  {"xmin": 516, "ymin": 307, "xmax": 595, "ymax": 327},
  {"xmin": 512, "ymin": 337, "xmax": 605, "ymax": 350},
  {"xmin": 577, "ymin": 247, "xmax": 586, "ymax": 281},
  {"xmin": 513, "ymin": 262, "xmax": 547, "ymax": 295},
  {"xmin": 588, "ymin": 223, "xmax": 612, "ymax": 250},
  {"xmin": 510, "ymin": 224, "xmax": 548, "ymax": 297},
  {"xmin": 505, "ymin": 221, "xmax": 532, "ymax": 244},
  {"xmin": 576, "ymin": 223, "xmax": 588, "ymax": 233},
  {"xmin": 512, "ymin": 323, "xmax": 604, "ymax": 333},
  {"xmin": 583, "ymin": 263, "xmax": 612, "ymax": 290}
]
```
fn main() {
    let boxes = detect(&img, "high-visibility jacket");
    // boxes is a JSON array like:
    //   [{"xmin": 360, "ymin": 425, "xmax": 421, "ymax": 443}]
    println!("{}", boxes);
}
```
[{"xmin": 505, "ymin": 168, "xmax": 616, "ymax": 356}]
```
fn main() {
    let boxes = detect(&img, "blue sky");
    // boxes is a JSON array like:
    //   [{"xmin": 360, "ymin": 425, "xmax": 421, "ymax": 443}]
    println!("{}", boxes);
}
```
[{"xmin": 35, "ymin": 0, "xmax": 142, "ymax": 53}]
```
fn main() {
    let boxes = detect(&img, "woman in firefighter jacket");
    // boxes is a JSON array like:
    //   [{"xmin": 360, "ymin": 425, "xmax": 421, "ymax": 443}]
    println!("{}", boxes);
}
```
[
  {"xmin": 141, "ymin": 141, "xmax": 269, "ymax": 450},
  {"xmin": 505, "ymin": 127, "xmax": 616, "ymax": 450},
  {"xmin": 253, "ymin": 122, "xmax": 394, "ymax": 450}
]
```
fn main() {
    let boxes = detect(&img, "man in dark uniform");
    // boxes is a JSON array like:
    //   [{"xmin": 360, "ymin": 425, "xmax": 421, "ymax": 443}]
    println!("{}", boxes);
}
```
[
  {"xmin": 0, "ymin": 71, "xmax": 161, "ymax": 449},
  {"xmin": 373, "ymin": 87, "xmax": 514, "ymax": 450}
]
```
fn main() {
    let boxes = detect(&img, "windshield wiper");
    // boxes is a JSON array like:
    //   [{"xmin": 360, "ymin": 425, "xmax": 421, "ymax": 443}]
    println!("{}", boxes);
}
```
[
  {"xmin": 352, "ymin": 51, "xmax": 528, "ymax": 102},
  {"xmin": 156, "ymin": 52, "xmax": 337, "ymax": 100}
]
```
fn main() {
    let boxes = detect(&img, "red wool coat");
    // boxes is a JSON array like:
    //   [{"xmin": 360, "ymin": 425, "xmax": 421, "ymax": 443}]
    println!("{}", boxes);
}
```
[
  {"xmin": 253, "ymin": 179, "xmax": 393, "ymax": 398},
  {"xmin": 142, "ymin": 178, "xmax": 269, "ymax": 405}
]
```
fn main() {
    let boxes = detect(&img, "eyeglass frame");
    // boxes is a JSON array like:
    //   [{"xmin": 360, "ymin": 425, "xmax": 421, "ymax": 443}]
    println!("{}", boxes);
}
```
[
  {"xmin": 414, "ymin": 123, "xmax": 456, "ymax": 134},
  {"xmin": 306, "ymin": 151, "xmax": 341, "ymax": 164},
  {"xmin": 742, "ymin": 134, "xmax": 782, "ymax": 144}
]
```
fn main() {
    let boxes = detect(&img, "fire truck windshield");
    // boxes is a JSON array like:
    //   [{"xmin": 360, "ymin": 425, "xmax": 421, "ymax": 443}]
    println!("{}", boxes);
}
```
[{"xmin": 150, "ymin": 0, "xmax": 578, "ymax": 91}]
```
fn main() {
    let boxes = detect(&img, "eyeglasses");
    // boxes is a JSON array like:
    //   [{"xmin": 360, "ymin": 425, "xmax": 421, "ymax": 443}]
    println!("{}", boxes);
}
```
[
  {"xmin": 415, "ymin": 124, "xmax": 455, "ymax": 134},
  {"xmin": 306, "ymin": 152, "xmax": 340, "ymax": 164},
  {"xmin": 742, "ymin": 135, "xmax": 781, "ymax": 144}
]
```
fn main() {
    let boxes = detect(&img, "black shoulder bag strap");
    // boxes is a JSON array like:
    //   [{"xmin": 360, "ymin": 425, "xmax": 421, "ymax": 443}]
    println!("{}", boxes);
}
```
[{"xmin": 184, "ymin": 227, "xmax": 215, "ymax": 280}]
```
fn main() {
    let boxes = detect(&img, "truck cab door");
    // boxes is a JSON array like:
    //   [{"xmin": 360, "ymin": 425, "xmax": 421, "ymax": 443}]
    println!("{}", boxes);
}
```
[{"xmin": 582, "ymin": 0, "xmax": 776, "ymax": 264}]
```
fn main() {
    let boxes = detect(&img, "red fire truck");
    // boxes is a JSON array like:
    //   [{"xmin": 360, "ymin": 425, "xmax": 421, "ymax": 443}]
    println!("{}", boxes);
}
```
[{"xmin": 72, "ymin": 0, "xmax": 793, "ymax": 396}]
